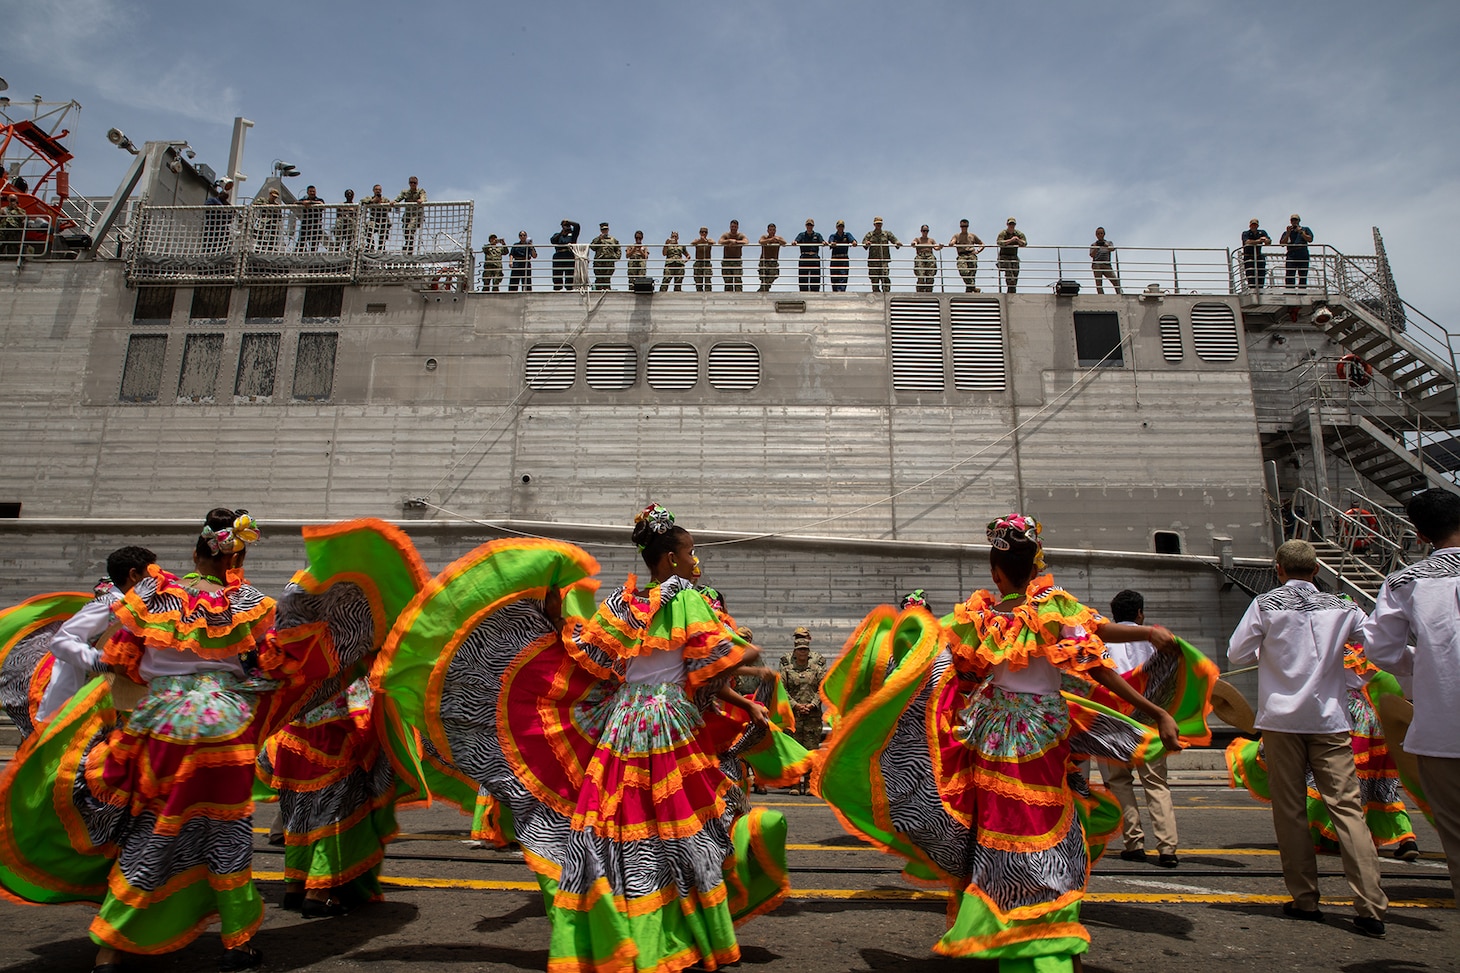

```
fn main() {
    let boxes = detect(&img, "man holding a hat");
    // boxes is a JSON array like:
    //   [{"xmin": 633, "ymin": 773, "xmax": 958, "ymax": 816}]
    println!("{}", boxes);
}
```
[
  {"xmin": 861, "ymin": 217, "xmax": 901, "ymax": 293},
  {"xmin": 589, "ymin": 222, "xmax": 621, "ymax": 290},
  {"xmin": 996, "ymin": 217, "xmax": 1027, "ymax": 293}
]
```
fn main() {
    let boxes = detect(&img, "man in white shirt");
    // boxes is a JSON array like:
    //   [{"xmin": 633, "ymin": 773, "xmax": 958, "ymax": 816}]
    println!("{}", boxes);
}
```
[
  {"xmin": 36, "ymin": 546, "xmax": 156, "ymax": 721},
  {"xmin": 1362, "ymin": 489, "xmax": 1460, "ymax": 899},
  {"xmin": 1098, "ymin": 590, "xmax": 1180, "ymax": 867},
  {"xmin": 1227, "ymin": 539, "xmax": 1387, "ymax": 938}
]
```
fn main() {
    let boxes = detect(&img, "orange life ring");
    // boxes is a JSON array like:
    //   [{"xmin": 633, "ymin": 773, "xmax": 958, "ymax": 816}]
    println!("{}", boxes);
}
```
[
  {"xmin": 1339, "ymin": 507, "xmax": 1378, "ymax": 551},
  {"xmin": 1337, "ymin": 354, "xmax": 1373, "ymax": 388}
]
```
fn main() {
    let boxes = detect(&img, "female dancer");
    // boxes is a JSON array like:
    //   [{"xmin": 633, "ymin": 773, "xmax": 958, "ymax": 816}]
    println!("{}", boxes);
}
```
[
  {"xmin": 0, "ymin": 509, "xmax": 344, "ymax": 973},
  {"xmin": 374, "ymin": 503, "xmax": 785, "ymax": 972},
  {"xmin": 820, "ymin": 514, "xmax": 1201, "ymax": 973}
]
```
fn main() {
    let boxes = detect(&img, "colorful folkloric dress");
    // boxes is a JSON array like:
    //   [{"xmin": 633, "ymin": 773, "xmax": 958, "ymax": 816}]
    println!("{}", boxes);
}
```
[
  {"xmin": 0, "ymin": 564, "xmax": 348, "ymax": 956},
  {"xmin": 818, "ymin": 577, "xmax": 1199, "ymax": 973},
  {"xmin": 257, "ymin": 520, "xmax": 431, "ymax": 903},
  {"xmin": 1226, "ymin": 642, "xmax": 1418, "ymax": 851},
  {"xmin": 0, "ymin": 591, "xmax": 90, "ymax": 741},
  {"xmin": 374, "ymin": 540, "xmax": 790, "ymax": 973}
]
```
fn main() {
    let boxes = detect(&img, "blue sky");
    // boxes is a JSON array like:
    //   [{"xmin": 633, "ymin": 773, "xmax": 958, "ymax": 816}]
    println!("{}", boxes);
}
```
[{"xmin": 5, "ymin": 0, "xmax": 1460, "ymax": 326}]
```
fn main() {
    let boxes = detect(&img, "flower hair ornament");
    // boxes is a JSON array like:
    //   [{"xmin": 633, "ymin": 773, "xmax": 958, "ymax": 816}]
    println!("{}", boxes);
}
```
[
  {"xmin": 633, "ymin": 503, "xmax": 675, "ymax": 551},
  {"xmin": 201, "ymin": 510, "xmax": 262, "ymax": 556},
  {"xmin": 987, "ymin": 513, "xmax": 1045, "ymax": 571},
  {"xmin": 900, "ymin": 588, "xmax": 930, "ymax": 610}
]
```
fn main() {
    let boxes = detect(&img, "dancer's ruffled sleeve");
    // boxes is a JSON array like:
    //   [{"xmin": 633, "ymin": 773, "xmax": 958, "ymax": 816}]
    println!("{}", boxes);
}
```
[{"xmin": 942, "ymin": 577, "xmax": 1113, "ymax": 676}]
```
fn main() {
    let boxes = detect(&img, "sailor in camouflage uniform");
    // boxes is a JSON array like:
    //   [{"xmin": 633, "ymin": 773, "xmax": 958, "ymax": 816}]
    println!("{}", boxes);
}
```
[
  {"xmin": 861, "ymin": 217, "xmax": 901, "ymax": 293},
  {"xmin": 393, "ymin": 176, "xmax": 427, "ymax": 253},
  {"xmin": 590, "ymin": 222, "xmax": 621, "ymax": 290},
  {"xmin": 780, "ymin": 626, "xmax": 827, "ymax": 794},
  {"xmin": 480, "ymin": 234, "xmax": 507, "ymax": 291}
]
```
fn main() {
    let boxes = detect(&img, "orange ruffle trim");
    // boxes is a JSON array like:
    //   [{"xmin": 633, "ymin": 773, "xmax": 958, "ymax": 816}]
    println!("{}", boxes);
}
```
[{"xmin": 945, "ymin": 575, "xmax": 1114, "ymax": 675}]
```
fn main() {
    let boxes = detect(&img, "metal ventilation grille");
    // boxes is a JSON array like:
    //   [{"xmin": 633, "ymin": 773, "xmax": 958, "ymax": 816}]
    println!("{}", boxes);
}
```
[
  {"xmin": 708, "ymin": 342, "xmax": 761, "ymax": 391},
  {"xmin": 525, "ymin": 344, "xmax": 577, "ymax": 391},
  {"xmin": 889, "ymin": 299, "xmax": 944, "ymax": 392},
  {"xmin": 949, "ymin": 300, "xmax": 1005, "ymax": 390},
  {"xmin": 1191, "ymin": 302, "xmax": 1240, "ymax": 362},
  {"xmin": 586, "ymin": 343, "xmax": 637, "ymax": 390},
  {"xmin": 1159, "ymin": 314, "xmax": 1184, "ymax": 362},
  {"xmin": 647, "ymin": 343, "xmax": 699, "ymax": 390}
]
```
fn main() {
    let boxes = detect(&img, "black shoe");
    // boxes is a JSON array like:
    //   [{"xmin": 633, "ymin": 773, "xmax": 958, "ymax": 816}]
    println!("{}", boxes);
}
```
[
  {"xmin": 1156, "ymin": 853, "xmax": 1180, "ymax": 868},
  {"xmin": 1282, "ymin": 902, "xmax": 1325, "ymax": 922},
  {"xmin": 1118, "ymin": 849, "xmax": 1147, "ymax": 863},
  {"xmin": 1394, "ymin": 839, "xmax": 1420, "ymax": 862},
  {"xmin": 1352, "ymin": 916, "xmax": 1386, "ymax": 939},
  {"xmin": 219, "ymin": 945, "xmax": 263, "ymax": 972},
  {"xmin": 301, "ymin": 896, "xmax": 349, "ymax": 919}
]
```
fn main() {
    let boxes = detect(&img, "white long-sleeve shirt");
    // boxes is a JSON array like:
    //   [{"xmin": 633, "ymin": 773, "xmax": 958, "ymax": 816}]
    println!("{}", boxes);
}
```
[
  {"xmin": 1362, "ymin": 547, "xmax": 1460, "ymax": 758},
  {"xmin": 37, "ymin": 594, "xmax": 118, "ymax": 721},
  {"xmin": 1227, "ymin": 579, "xmax": 1365, "ymax": 734}
]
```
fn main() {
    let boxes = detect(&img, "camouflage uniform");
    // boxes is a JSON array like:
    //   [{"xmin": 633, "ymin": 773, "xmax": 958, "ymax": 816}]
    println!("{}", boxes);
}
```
[
  {"xmin": 0, "ymin": 202, "xmax": 26, "ymax": 257},
  {"xmin": 480, "ymin": 242, "xmax": 508, "ymax": 291},
  {"xmin": 861, "ymin": 226, "xmax": 901, "ymax": 292},
  {"xmin": 661, "ymin": 240, "xmax": 688, "ymax": 291},
  {"xmin": 626, "ymin": 242, "xmax": 649, "ymax": 284},
  {"xmin": 951, "ymin": 230, "xmax": 984, "ymax": 292},
  {"xmin": 394, "ymin": 185, "xmax": 427, "ymax": 253},
  {"xmin": 590, "ymin": 231, "xmax": 621, "ymax": 290},
  {"xmin": 996, "ymin": 225, "xmax": 1027, "ymax": 293},
  {"xmin": 780, "ymin": 651, "xmax": 828, "ymax": 754}
]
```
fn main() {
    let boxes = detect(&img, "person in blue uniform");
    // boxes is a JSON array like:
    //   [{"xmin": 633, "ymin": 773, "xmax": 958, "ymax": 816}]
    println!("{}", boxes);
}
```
[
  {"xmin": 1241, "ymin": 218, "xmax": 1271, "ymax": 290},
  {"xmin": 550, "ymin": 220, "xmax": 580, "ymax": 291},
  {"xmin": 1280, "ymin": 214, "xmax": 1313, "ymax": 290},
  {"xmin": 826, "ymin": 220, "xmax": 857, "ymax": 292},
  {"xmin": 795, "ymin": 219, "xmax": 824, "ymax": 292}
]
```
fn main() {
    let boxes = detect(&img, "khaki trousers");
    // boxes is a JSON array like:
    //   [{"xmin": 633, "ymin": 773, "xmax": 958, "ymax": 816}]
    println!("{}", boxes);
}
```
[
  {"xmin": 1262, "ymin": 730, "xmax": 1387, "ymax": 918},
  {"xmin": 1417, "ymin": 754, "xmax": 1460, "ymax": 899},
  {"xmin": 1099, "ymin": 755, "xmax": 1177, "ymax": 854}
]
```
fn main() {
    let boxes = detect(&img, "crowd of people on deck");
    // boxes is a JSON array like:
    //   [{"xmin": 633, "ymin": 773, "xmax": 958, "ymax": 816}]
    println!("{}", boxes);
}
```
[{"xmin": 0, "ymin": 488, "xmax": 1455, "ymax": 973}]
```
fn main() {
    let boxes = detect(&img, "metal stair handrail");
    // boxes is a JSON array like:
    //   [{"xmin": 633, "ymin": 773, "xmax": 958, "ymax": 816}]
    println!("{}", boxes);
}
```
[{"xmin": 1287, "ymin": 486, "xmax": 1410, "ymax": 585}]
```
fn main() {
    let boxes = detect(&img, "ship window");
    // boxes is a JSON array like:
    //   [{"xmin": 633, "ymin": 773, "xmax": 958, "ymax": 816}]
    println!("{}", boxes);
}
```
[
  {"xmin": 1153, "ymin": 531, "xmax": 1183, "ymax": 555},
  {"xmin": 120, "ymin": 334, "xmax": 168, "ymax": 402},
  {"xmin": 889, "ymin": 299, "xmax": 944, "ymax": 392},
  {"xmin": 177, "ymin": 333, "xmax": 224, "ymax": 401},
  {"xmin": 525, "ymin": 343, "xmax": 576, "ymax": 391},
  {"xmin": 189, "ymin": 285, "xmax": 231, "ymax": 320},
  {"xmin": 1073, "ymin": 311, "xmax": 1124, "ymax": 367},
  {"xmin": 1192, "ymin": 303, "xmax": 1240, "ymax": 362},
  {"xmin": 235, "ymin": 332, "xmax": 280, "ymax": 398},
  {"xmin": 246, "ymin": 285, "xmax": 287, "ymax": 320},
  {"xmin": 586, "ymin": 343, "xmax": 637, "ymax": 390},
  {"xmin": 0, "ymin": 503, "xmax": 18, "ymax": 518},
  {"xmin": 708, "ymin": 342, "xmax": 760, "ymax": 391},
  {"xmin": 133, "ymin": 286, "xmax": 175, "ymax": 324},
  {"xmin": 293, "ymin": 332, "xmax": 337, "ymax": 401},
  {"xmin": 1159, "ymin": 314, "xmax": 1184, "ymax": 362},
  {"xmin": 950, "ymin": 300, "xmax": 1005, "ymax": 391},
  {"xmin": 303, "ymin": 285, "xmax": 344, "ymax": 319},
  {"xmin": 647, "ymin": 343, "xmax": 699, "ymax": 390}
]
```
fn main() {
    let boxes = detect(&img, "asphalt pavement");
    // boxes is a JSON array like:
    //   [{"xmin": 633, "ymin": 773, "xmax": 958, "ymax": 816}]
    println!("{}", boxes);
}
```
[{"xmin": 0, "ymin": 767, "xmax": 1455, "ymax": 973}]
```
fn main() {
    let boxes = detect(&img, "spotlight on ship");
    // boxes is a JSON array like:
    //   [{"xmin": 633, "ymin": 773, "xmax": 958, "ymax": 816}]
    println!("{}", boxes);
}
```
[
  {"xmin": 107, "ymin": 128, "xmax": 139, "ymax": 155},
  {"xmin": 272, "ymin": 160, "xmax": 300, "ymax": 179},
  {"xmin": 1312, "ymin": 306, "xmax": 1334, "ymax": 325}
]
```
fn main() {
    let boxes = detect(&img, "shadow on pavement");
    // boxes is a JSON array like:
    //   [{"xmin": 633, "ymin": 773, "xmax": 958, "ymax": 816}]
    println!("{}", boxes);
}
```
[{"xmin": 474, "ymin": 893, "xmax": 545, "ymax": 933}]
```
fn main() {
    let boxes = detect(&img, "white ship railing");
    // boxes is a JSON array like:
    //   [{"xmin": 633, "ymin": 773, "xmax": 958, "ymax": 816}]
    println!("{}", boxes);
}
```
[
  {"xmin": 125, "ymin": 201, "xmax": 474, "ymax": 285},
  {"xmin": 471, "ymin": 243, "xmax": 1234, "ymax": 295}
]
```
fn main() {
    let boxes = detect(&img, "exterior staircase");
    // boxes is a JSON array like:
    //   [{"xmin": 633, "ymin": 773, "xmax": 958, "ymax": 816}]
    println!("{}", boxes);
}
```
[
  {"xmin": 1308, "ymin": 538, "xmax": 1389, "ymax": 606},
  {"xmin": 1314, "ymin": 296, "xmax": 1458, "ymax": 426},
  {"xmin": 1322, "ymin": 417, "xmax": 1459, "ymax": 501}
]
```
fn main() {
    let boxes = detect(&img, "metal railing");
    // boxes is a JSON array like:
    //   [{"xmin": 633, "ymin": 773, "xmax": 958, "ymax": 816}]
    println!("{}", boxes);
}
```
[
  {"xmin": 1285, "ymin": 486, "xmax": 1411, "ymax": 580},
  {"xmin": 125, "ymin": 201, "xmax": 475, "ymax": 285},
  {"xmin": 1, "ymin": 212, "xmax": 55, "ymax": 260},
  {"xmin": 472, "ymin": 244, "xmax": 1234, "ymax": 295}
]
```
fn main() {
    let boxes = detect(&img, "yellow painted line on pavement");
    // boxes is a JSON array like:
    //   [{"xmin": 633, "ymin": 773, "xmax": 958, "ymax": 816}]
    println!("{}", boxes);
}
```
[{"xmin": 251, "ymin": 870, "xmax": 1453, "ymax": 908}]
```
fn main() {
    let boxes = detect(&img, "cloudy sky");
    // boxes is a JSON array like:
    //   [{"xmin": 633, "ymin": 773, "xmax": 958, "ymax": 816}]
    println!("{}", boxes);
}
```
[{"xmin": 4, "ymin": 0, "xmax": 1459, "ymax": 324}]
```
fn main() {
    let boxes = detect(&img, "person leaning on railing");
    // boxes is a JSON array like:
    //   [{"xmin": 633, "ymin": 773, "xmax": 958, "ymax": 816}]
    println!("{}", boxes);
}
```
[
  {"xmin": 626, "ymin": 230, "xmax": 650, "ymax": 285},
  {"xmin": 995, "ymin": 217, "xmax": 1026, "ymax": 293},
  {"xmin": 508, "ymin": 230, "xmax": 536, "ymax": 291},
  {"xmin": 331, "ymin": 190, "xmax": 357, "ymax": 252},
  {"xmin": 1, "ymin": 193, "xmax": 26, "ymax": 258},
  {"xmin": 691, "ymin": 227, "xmax": 714, "ymax": 292},
  {"xmin": 758, "ymin": 223, "xmax": 787, "ymax": 291},
  {"xmin": 394, "ymin": 176, "xmax": 426, "ymax": 253},
  {"xmin": 481, "ymin": 233, "xmax": 507, "ymax": 291},
  {"xmin": 910, "ymin": 224, "xmax": 942, "ymax": 293},
  {"xmin": 1241, "ymin": 218, "xmax": 1271, "ymax": 289},
  {"xmin": 1090, "ymin": 226, "xmax": 1121, "ymax": 294},
  {"xmin": 947, "ymin": 219, "xmax": 985, "ymax": 293},
  {"xmin": 254, "ymin": 188, "xmax": 283, "ymax": 253},
  {"xmin": 364, "ymin": 185, "xmax": 391, "ymax": 251},
  {"xmin": 861, "ymin": 216, "xmax": 900, "ymax": 293}
]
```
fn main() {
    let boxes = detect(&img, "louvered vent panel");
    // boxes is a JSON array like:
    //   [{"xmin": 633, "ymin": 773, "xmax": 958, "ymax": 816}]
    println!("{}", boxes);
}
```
[
  {"xmin": 1191, "ymin": 303, "xmax": 1240, "ymax": 362},
  {"xmin": 1159, "ymin": 315, "xmax": 1184, "ymax": 362},
  {"xmin": 889, "ymin": 299, "xmax": 944, "ymax": 392},
  {"xmin": 647, "ymin": 343, "xmax": 699, "ymax": 390},
  {"xmin": 949, "ymin": 300, "xmax": 1005, "ymax": 391},
  {"xmin": 586, "ymin": 343, "xmax": 637, "ymax": 390},
  {"xmin": 525, "ymin": 344, "xmax": 577, "ymax": 391},
  {"xmin": 708, "ymin": 342, "xmax": 761, "ymax": 391}
]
